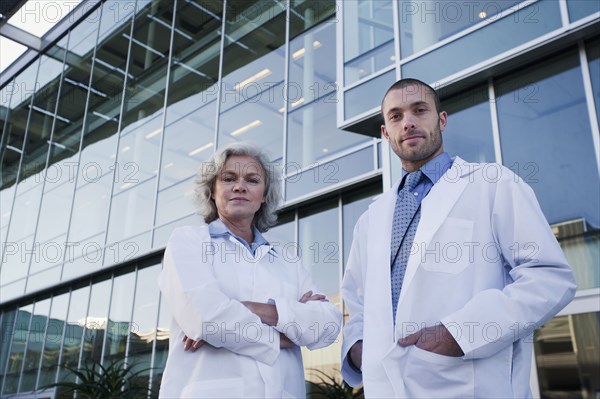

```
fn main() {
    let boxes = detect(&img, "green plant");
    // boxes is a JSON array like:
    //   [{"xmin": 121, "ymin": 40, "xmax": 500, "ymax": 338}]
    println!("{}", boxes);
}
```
[
  {"xmin": 42, "ymin": 359, "xmax": 155, "ymax": 399},
  {"xmin": 306, "ymin": 369, "xmax": 364, "ymax": 399}
]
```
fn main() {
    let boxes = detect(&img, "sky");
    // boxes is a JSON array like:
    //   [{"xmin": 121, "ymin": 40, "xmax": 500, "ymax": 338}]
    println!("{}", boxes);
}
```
[{"xmin": 0, "ymin": 0, "xmax": 83, "ymax": 74}]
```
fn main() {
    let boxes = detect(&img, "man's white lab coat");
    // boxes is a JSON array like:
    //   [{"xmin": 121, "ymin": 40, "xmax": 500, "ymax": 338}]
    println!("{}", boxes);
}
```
[{"xmin": 342, "ymin": 157, "xmax": 576, "ymax": 398}]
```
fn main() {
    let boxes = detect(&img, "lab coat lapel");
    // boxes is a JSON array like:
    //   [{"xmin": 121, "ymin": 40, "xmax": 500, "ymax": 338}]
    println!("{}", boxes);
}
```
[
  {"xmin": 396, "ymin": 157, "xmax": 474, "ymax": 308},
  {"xmin": 365, "ymin": 180, "xmax": 401, "ymax": 345}
]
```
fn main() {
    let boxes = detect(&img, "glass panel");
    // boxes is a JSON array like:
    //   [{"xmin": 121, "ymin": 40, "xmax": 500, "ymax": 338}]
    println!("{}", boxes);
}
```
[
  {"xmin": 218, "ymin": 0, "xmax": 286, "ymax": 160},
  {"xmin": 27, "ymin": 260, "xmax": 62, "ymax": 293},
  {"xmin": 61, "ymin": 233, "xmax": 105, "ymax": 281},
  {"xmin": 20, "ymin": 298, "xmax": 51, "ymax": 392},
  {"xmin": 441, "ymin": 85, "xmax": 495, "ymax": 163},
  {"xmin": 534, "ymin": 312, "xmax": 600, "ymax": 398},
  {"xmin": 560, "ymin": 233, "xmax": 600, "ymax": 290},
  {"xmin": 155, "ymin": 178, "xmax": 195, "ymax": 226},
  {"xmin": 160, "ymin": 103, "xmax": 216, "ymax": 190},
  {"xmin": 0, "ymin": 279, "xmax": 26, "ymax": 303},
  {"xmin": 59, "ymin": 285, "xmax": 89, "ymax": 383},
  {"xmin": 113, "ymin": 113, "xmax": 162, "ymax": 193},
  {"xmin": 289, "ymin": 15, "xmax": 336, "ymax": 106},
  {"xmin": 495, "ymin": 50, "xmax": 600, "ymax": 227},
  {"xmin": 128, "ymin": 264, "xmax": 161, "ymax": 390},
  {"xmin": 285, "ymin": 146, "xmax": 374, "ymax": 200},
  {"xmin": 2, "ymin": 305, "xmax": 33, "ymax": 395},
  {"xmin": 399, "ymin": 0, "xmax": 521, "ymax": 57},
  {"xmin": 218, "ymin": 82, "xmax": 285, "ymax": 161},
  {"xmin": 165, "ymin": 0, "xmax": 221, "ymax": 125},
  {"xmin": 402, "ymin": 1, "xmax": 561, "ymax": 84},
  {"xmin": 567, "ymin": 0, "xmax": 600, "ymax": 22},
  {"xmin": 298, "ymin": 202, "xmax": 339, "ymax": 297},
  {"xmin": 104, "ymin": 272, "xmax": 135, "ymax": 364},
  {"xmin": 0, "ymin": 310, "xmax": 17, "ymax": 391},
  {"xmin": 287, "ymin": 98, "xmax": 369, "ymax": 169},
  {"xmin": 290, "ymin": 0, "xmax": 336, "ymax": 40},
  {"xmin": 68, "ymin": 171, "xmax": 113, "ymax": 244},
  {"xmin": 80, "ymin": 278, "xmax": 112, "ymax": 365},
  {"xmin": 38, "ymin": 292, "xmax": 69, "ymax": 389},
  {"xmin": 343, "ymin": 0, "xmax": 394, "ymax": 85},
  {"xmin": 263, "ymin": 213, "xmax": 295, "ymax": 257},
  {"xmin": 1, "ymin": 233, "xmax": 35, "ymax": 288},
  {"xmin": 344, "ymin": 68, "xmax": 395, "ymax": 119},
  {"xmin": 342, "ymin": 184, "xmax": 382, "ymax": 266},
  {"xmin": 104, "ymin": 230, "xmax": 150, "ymax": 266},
  {"xmin": 152, "ymin": 213, "xmax": 200, "ymax": 249},
  {"xmin": 298, "ymin": 201, "xmax": 341, "ymax": 387},
  {"xmin": 587, "ymin": 39, "xmax": 600, "ymax": 126},
  {"xmin": 120, "ymin": 1, "xmax": 173, "ymax": 132},
  {"xmin": 107, "ymin": 177, "xmax": 156, "ymax": 245}
]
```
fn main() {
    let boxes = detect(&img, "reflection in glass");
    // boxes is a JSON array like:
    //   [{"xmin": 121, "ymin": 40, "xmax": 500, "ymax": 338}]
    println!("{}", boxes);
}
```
[
  {"xmin": 38, "ymin": 293, "xmax": 69, "ymax": 389},
  {"xmin": 153, "ymin": 293, "xmax": 171, "ymax": 395},
  {"xmin": 441, "ymin": 86, "xmax": 495, "ymax": 163},
  {"xmin": 155, "ymin": 178, "xmax": 195, "ymax": 227},
  {"xmin": 402, "ymin": 1, "xmax": 561, "ymax": 84},
  {"xmin": 560, "ymin": 233, "xmax": 600, "ymax": 290},
  {"xmin": 290, "ymin": 0, "xmax": 336, "ymax": 40},
  {"xmin": 104, "ymin": 272, "xmax": 135, "ymax": 365},
  {"xmin": 287, "ymin": 98, "xmax": 369, "ymax": 168},
  {"xmin": 20, "ymin": 298, "xmax": 51, "ymax": 392},
  {"xmin": 2, "ymin": 305, "xmax": 33, "ymax": 395},
  {"xmin": 128, "ymin": 265, "xmax": 161, "ymax": 390},
  {"xmin": 343, "ymin": 0, "xmax": 394, "ymax": 85},
  {"xmin": 160, "ymin": 102, "xmax": 216, "ymax": 190},
  {"xmin": 567, "ymin": 0, "xmax": 600, "ymax": 22},
  {"xmin": 342, "ymin": 185, "xmax": 382, "ymax": 266},
  {"xmin": 398, "ymin": 0, "xmax": 520, "ymax": 57},
  {"xmin": 534, "ymin": 312, "xmax": 600, "ymax": 398},
  {"xmin": 68, "ymin": 172, "xmax": 113, "ymax": 244},
  {"xmin": 106, "ymin": 177, "xmax": 155, "ymax": 245},
  {"xmin": 80, "ymin": 279, "xmax": 112, "ymax": 365},
  {"xmin": 59, "ymin": 286, "xmax": 89, "ymax": 384},
  {"xmin": 0, "ymin": 310, "xmax": 17, "ymax": 392},
  {"xmin": 344, "ymin": 69, "xmax": 395, "ymax": 119},
  {"xmin": 495, "ymin": 50, "xmax": 600, "ymax": 227}
]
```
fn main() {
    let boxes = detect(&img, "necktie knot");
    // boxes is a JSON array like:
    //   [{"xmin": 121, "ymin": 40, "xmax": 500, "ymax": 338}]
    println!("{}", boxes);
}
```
[{"xmin": 404, "ymin": 170, "xmax": 423, "ymax": 193}]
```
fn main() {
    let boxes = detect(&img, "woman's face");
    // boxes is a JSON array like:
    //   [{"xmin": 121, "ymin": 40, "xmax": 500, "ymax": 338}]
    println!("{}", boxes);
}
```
[{"xmin": 212, "ymin": 155, "xmax": 266, "ymax": 226}]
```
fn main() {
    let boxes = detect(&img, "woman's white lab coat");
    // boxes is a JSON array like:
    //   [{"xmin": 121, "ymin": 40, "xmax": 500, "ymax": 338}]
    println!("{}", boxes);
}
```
[
  {"xmin": 341, "ymin": 157, "xmax": 576, "ymax": 398},
  {"xmin": 158, "ymin": 225, "xmax": 342, "ymax": 398}
]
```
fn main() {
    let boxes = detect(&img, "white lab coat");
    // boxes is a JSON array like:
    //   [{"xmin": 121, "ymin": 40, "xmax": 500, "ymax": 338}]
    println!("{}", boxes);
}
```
[
  {"xmin": 341, "ymin": 157, "xmax": 576, "ymax": 398},
  {"xmin": 158, "ymin": 225, "xmax": 342, "ymax": 398}
]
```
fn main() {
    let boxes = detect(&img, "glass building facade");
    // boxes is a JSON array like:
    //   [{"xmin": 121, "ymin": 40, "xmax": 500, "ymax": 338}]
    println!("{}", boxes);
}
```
[{"xmin": 0, "ymin": 0, "xmax": 598, "ymax": 397}]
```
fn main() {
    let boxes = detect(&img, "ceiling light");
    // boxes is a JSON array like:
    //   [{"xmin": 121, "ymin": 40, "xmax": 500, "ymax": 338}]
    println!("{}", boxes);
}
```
[
  {"xmin": 292, "ymin": 41, "xmax": 322, "ymax": 60},
  {"xmin": 230, "ymin": 120, "xmax": 262, "ymax": 137},
  {"xmin": 235, "ymin": 69, "xmax": 271, "ymax": 91},
  {"xmin": 188, "ymin": 142, "xmax": 214, "ymax": 156}
]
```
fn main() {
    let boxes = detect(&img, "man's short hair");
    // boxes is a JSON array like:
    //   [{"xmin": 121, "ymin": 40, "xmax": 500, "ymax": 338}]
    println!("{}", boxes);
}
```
[{"xmin": 381, "ymin": 78, "xmax": 441, "ymax": 114}]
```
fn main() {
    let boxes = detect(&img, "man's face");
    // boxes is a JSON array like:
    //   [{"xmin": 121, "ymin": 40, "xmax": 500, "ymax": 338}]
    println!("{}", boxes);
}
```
[{"xmin": 381, "ymin": 84, "xmax": 447, "ymax": 171}]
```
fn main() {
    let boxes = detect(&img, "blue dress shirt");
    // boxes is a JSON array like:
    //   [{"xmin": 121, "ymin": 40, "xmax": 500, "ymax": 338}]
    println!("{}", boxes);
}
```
[
  {"xmin": 208, "ymin": 218, "xmax": 269, "ymax": 256},
  {"xmin": 400, "ymin": 152, "xmax": 453, "ymax": 202}
]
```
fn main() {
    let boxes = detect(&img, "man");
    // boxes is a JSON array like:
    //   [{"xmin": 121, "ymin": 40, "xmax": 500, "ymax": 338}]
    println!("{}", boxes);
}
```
[{"xmin": 341, "ymin": 78, "xmax": 576, "ymax": 398}]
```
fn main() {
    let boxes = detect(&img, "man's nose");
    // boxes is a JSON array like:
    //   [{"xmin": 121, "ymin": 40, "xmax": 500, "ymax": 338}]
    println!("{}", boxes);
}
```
[{"xmin": 403, "ymin": 114, "xmax": 416, "ymax": 130}]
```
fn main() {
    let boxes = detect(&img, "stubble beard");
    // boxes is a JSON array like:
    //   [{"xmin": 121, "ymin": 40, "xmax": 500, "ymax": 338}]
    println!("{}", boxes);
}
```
[{"xmin": 394, "ymin": 122, "xmax": 443, "ymax": 163}]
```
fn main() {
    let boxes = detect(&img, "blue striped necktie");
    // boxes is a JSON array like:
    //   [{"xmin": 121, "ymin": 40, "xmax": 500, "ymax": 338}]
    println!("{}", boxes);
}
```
[{"xmin": 390, "ymin": 170, "xmax": 423, "ymax": 322}]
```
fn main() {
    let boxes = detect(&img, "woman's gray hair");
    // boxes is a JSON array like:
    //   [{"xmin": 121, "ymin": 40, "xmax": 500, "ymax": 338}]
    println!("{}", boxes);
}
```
[{"xmin": 194, "ymin": 142, "xmax": 281, "ymax": 232}]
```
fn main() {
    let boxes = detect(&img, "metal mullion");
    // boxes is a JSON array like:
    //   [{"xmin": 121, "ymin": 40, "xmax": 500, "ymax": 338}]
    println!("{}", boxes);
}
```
[
  {"xmin": 99, "ymin": 274, "xmax": 116, "ymax": 366},
  {"xmin": 281, "ymin": 0, "xmax": 291, "ymax": 201},
  {"xmin": 24, "ymin": 29, "xmax": 73, "ymax": 293},
  {"xmin": 0, "ymin": 79, "xmax": 15, "ymax": 265},
  {"xmin": 16, "ymin": 301, "xmax": 36, "ymax": 393},
  {"xmin": 213, "ymin": 0, "xmax": 228, "ymax": 152},
  {"xmin": 61, "ymin": 3, "xmax": 104, "ymax": 275},
  {"xmin": 392, "ymin": 0, "xmax": 401, "ymax": 80},
  {"xmin": 488, "ymin": 79, "xmax": 503, "ymax": 165},
  {"xmin": 558, "ymin": 0, "xmax": 570, "ymax": 27},
  {"xmin": 123, "ymin": 267, "xmax": 140, "ymax": 369},
  {"xmin": 100, "ymin": 8, "xmax": 137, "ymax": 265},
  {"xmin": 337, "ymin": 195, "xmax": 343, "ymax": 321},
  {"xmin": 150, "ymin": 0, "xmax": 178, "ymax": 246},
  {"xmin": 335, "ymin": 0, "xmax": 345, "ymax": 130},
  {"xmin": 147, "ymin": 288, "xmax": 163, "ymax": 398},
  {"xmin": 75, "ymin": 282, "xmax": 93, "ymax": 378},
  {"xmin": 53, "ymin": 288, "xmax": 70, "ymax": 384},
  {"xmin": 34, "ymin": 295, "xmax": 54, "ymax": 390},
  {"xmin": 578, "ymin": 41, "xmax": 600, "ymax": 175}
]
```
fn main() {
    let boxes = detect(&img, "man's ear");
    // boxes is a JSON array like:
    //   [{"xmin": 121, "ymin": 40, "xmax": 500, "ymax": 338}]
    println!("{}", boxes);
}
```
[
  {"xmin": 381, "ymin": 124, "xmax": 390, "ymax": 141},
  {"xmin": 439, "ymin": 111, "xmax": 448, "ymax": 132}
]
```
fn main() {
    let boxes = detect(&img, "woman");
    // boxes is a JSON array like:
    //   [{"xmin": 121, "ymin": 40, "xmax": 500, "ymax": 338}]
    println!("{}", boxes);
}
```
[{"xmin": 158, "ymin": 142, "xmax": 342, "ymax": 398}]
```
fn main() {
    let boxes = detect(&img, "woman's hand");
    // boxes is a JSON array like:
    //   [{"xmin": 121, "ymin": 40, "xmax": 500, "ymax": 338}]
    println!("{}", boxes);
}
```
[
  {"xmin": 182, "ymin": 335, "xmax": 207, "ymax": 352},
  {"xmin": 299, "ymin": 290, "xmax": 328, "ymax": 303}
]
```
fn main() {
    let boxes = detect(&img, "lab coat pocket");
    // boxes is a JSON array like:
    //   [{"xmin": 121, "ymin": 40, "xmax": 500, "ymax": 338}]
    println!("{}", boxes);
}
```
[
  {"xmin": 404, "ymin": 345, "xmax": 474, "ymax": 398},
  {"xmin": 421, "ymin": 217, "xmax": 473, "ymax": 274},
  {"xmin": 180, "ymin": 377, "xmax": 244, "ymax": 398}
]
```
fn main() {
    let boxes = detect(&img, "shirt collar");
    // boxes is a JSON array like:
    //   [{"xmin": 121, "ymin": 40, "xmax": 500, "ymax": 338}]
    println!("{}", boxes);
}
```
[
  {"xmin": 402, "ymin": 152, "xmax": 453, "ymax": 185},
  {"xmin": 208, "ymin": 218, "xmax": 271, "ymax": 251}
]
